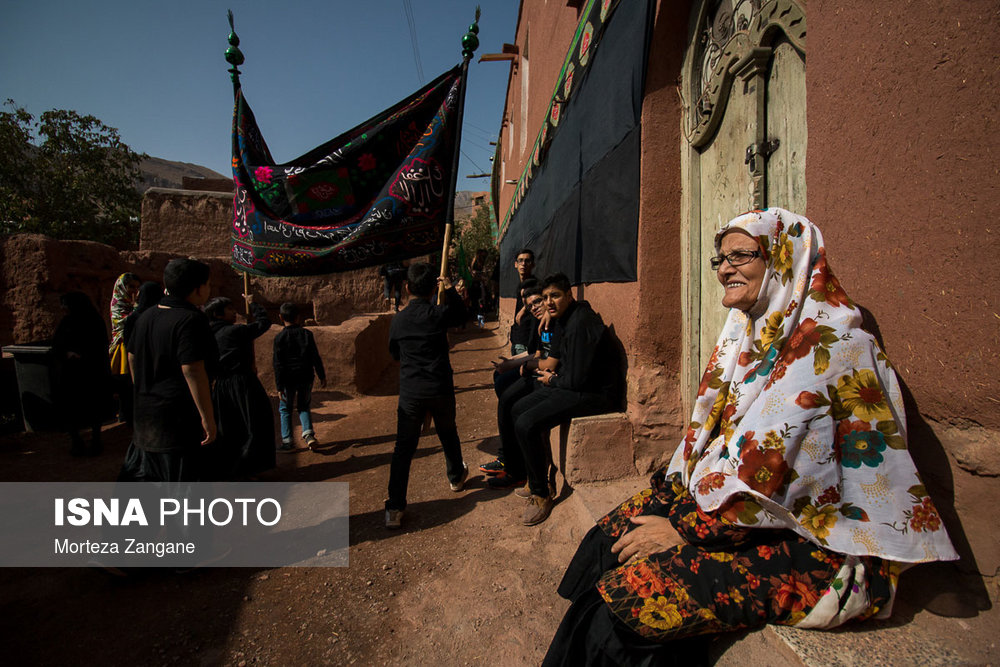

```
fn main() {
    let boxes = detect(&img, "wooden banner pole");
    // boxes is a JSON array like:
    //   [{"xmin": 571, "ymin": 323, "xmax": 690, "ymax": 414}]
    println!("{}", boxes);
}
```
[{"xmin": 438, "ymin": 8, "xmax": 480, "ymax": 304}]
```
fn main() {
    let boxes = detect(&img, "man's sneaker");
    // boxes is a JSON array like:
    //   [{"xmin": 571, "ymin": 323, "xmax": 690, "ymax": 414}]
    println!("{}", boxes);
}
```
[
  {"xmin": 385, "ymin": 509, "xmax": 404, "ymax": 529},
  {"xmin": 522, "ymin": 494, "xmax": 554, "ymax": 526},
  {"xmin": 479, "ymin": 459, "xmax": 504, "ymax": 475},
  {"xmin": 304, "ymin": 433, "xmax": 319, "ymax": 450},
  {"xmin": 278, "ymin": 440, "xmax": 294, "ymax": 451},
  {"xmin": 486, "ymin": 470, "xmax": 527, "ymax": 489},
  {"xmin": 449, "ymin": 462, "xmax": 469, "ymax": 492}
]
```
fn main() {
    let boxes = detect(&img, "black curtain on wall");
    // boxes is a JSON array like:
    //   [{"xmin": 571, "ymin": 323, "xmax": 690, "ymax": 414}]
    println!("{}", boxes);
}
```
[{"xmin": 499, "ymin": 0, "xmax": 655, "ymax": 296}]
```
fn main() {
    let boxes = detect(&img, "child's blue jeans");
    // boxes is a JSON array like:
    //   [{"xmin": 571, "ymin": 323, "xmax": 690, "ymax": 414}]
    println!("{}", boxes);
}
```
[{"xmin": 279, "ymin": 383, "xmax": 314, "ymax": 442}]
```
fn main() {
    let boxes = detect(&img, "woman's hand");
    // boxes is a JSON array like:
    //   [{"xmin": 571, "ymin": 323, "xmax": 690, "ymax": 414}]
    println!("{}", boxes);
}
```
[{"xmin": 610, "ymin": 515, "xmax": 685, "ymax": 563}]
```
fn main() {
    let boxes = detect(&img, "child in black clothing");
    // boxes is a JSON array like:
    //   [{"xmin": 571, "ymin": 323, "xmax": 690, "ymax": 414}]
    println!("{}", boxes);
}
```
[
  {"xmin": 204, "ymin": 294, "xmax": 274, "ymax": 479},
  {"xmin": 272, "ymin": 303, "xmax": 326, "ymax": 450},
  {"xmin": 384, "ymin": 262, "xmax": 469, "ymax": 529}
]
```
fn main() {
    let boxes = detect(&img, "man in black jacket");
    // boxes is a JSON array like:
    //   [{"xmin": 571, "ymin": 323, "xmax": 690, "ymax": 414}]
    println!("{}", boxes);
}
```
[
  {"xmin": 501, "ymin": 273, "xmax": 620, "ymax": 526},
  {"xmin": 385, "ymin": 262, "xmax": 469, "ymax": 529}
]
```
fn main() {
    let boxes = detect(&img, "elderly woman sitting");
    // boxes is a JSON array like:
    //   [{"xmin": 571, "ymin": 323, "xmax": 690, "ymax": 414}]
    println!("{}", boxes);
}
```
[{"xmin": 543, "ymin": 209, "xmax": 957, "ymax": 666}]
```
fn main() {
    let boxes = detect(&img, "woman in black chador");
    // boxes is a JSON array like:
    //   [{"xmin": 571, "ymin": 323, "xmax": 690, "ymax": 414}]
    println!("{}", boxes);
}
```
[
  {"xmin": 204, "ymin": 294, "xmax": 274, "ymax": 479},
  {"xmin": 52, "ymin": 291, "xmax": 112, "ymax": 456}
]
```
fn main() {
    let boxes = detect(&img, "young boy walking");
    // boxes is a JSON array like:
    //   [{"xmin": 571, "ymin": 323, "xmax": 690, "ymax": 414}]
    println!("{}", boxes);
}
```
[
  {"xmin": 272, "ymin": 303, "xmax": 326, "ymax": 450},
  {"xmin": 384, "ymin": 263, "xmax": 469, "ymax": 529}
]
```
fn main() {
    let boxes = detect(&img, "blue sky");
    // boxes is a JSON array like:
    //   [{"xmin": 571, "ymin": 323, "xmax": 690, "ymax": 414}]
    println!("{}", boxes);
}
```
[{"xmin": 1, "ymin": 0, "xmax": 520, "ymax": 185}]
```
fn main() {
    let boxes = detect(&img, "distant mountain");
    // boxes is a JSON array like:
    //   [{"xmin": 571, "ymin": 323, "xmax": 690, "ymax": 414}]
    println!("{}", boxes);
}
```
[{"xmin": 138, "ymin": 157, "xmax": 227, "ymax": 193}]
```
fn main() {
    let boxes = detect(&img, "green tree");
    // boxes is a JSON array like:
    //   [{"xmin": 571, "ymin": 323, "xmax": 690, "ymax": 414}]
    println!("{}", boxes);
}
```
[
  {"xmin": 454, "ymin": 200, "xmax": 498, "ymax": 276},
  {"xmin": 0, "ymin": 100, "xmax": 146, "ymax": 248}
]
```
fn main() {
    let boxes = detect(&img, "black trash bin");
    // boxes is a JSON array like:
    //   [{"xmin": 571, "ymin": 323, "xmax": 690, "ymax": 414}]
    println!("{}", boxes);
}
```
[
  {"xmin": 0, "ymin": 354, "xmax": 24, "ymax": 435},
  {"xmin": 1, "ymin": 343, "xmax": 63, "ymax": 433}
]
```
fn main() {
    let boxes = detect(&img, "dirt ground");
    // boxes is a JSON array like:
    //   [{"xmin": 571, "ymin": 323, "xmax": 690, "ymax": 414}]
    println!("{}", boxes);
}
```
[
  {"xmin": 0, "ymin": 321, "xmax": 594, "ymax": 666},
  {"xmin": 2, "ymin": 319, "xmax": 997, "ymax": 666}
]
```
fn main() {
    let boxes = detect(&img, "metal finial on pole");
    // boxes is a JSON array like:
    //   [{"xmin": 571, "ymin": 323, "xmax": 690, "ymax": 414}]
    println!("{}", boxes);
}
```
[
  {"xmin": 225, "ymin": 10, "xmax": 245, "ymax": 88},
  {"xmin": 438, "ymin": 8, "xmax": 482, "ymax": 303},
  {"xmin": 462, "ymin": 7, "xmax": 481, "ymax": 61}
]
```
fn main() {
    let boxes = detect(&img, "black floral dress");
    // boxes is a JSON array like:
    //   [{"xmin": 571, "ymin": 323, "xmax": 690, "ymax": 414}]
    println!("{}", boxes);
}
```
[{"xmin": 543, "ymin": 471, "xmax": 894, "ymax": 666}]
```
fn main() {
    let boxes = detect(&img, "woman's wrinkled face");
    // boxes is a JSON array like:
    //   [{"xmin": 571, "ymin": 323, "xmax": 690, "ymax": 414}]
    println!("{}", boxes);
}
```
[{"xmin": 717, "ymin": 230, "xmax": 766, "ymax": 312}]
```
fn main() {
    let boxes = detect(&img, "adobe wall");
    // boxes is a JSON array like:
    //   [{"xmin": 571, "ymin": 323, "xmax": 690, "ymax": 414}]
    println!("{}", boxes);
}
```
[
  {"xmin": 806, "ymin": 1, "xmax": 1000, "ymax": 474},
  {"xmin": 494, "ymin": 2, "xmax": 583, "ymax": 216},
  {"xmin": 581, "ymin": 0, "xmax": 692, "ymax": 472},
  {"xmin": 496, "ymin": 0, "xmax": 693, "ymax": 472},
  {"xmin": 0, "ymin": 234, "xmax": 176, "ymax": 347},
  {"xmin": 1, "ymin": 188, "xmax": 390, "ymax": 352},
  {"xmin": 140, "ymin": 188, "xmax": 234, "ymax": 258},
  {"xmin": 138, "ymin": 187, "xmax": 386, "ymax": 325}
]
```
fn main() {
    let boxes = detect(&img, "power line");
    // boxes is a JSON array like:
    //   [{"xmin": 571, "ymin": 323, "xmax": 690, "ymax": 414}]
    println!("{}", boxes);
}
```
[
  {"xmin": 460, "ymin": 149, "xmax": 486, "ymax": 174},
  {"xmin": 465, "ymin": 120, "xmax": 499, "ymax": 138},
  {"xmin": 462, "ymin": 125, "xmax": 498, "ymax": 143},
  {"xmin": 402, "ymin": 0, "xmax": 425, "ymax": 84}
]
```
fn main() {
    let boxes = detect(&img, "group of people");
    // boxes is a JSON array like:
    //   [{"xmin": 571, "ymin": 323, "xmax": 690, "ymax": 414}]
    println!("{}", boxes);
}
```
[
  {"xmin": 481, "ymin": 249, "xmax": 622, "ymax": 526},
  {"xmin": 47, "ymin": 206, "xmax": 958, "ymax": 661},
  {"xmin": 52, "ymin": 259, "xmax": 326, "ymax": 484},
  {"xmin": 381, "ymin": 248, "xmax": 623, "ymax": 529},
  {"xmin": 378, "ymin": 209, "xmax": 958, "ymax": 664},
  {"xmin": 121, "ymin": 259, "xmax": 327, "ymax": 483}
]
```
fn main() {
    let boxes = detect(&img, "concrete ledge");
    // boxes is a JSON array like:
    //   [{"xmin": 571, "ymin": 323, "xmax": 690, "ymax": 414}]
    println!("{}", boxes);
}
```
[{"xmin": 549, "ymin": 412, "xmax": 635, "ymax": 488}]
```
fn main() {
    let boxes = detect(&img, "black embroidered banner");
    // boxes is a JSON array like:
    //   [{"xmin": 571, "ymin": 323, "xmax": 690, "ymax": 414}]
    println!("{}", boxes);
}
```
[
  {"xmin": 231, "ymin": 66, "xmax": 462, "ymax": 276},
  {"xmin": 497, "ymin": 0, "xmax": 654, "ymax": 295}
]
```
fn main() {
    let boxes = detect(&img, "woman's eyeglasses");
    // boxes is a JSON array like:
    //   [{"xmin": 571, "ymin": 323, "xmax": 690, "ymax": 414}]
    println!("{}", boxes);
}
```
[{"xmin": 709, "ymin": 249, "xmax": 762, "ymax": 270}]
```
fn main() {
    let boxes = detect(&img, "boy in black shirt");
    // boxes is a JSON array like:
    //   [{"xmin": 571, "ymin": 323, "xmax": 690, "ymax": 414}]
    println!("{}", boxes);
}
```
[
  {"xmin": 385, "ymin": 262, "xmax": 469, "ymax": 529},
  {"xmin": 502, "ymin": 273, "xmax": 619, "ymax": 526},
  {"xmin": 121, "ymin": 258, "xmax": 217, "ymax": 482},
  {"xmin": 272, "ymin": 303, "xmax": 326, "ymax": 450},
  {"xmin": 481, "ymin": 283, "xmax": 545, "ymax": 477},
  {"xmin": 510, "ymin": 248, "xmax": 535, "ymax": 353}
]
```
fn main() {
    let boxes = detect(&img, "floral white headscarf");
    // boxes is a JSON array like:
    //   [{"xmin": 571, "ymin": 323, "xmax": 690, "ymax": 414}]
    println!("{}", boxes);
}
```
[
  {"xmin": 109, "ymin": 273, "xmax": 137, "ymax": 353},
  {"xmin": 666, "ymin": 208, "xmax": 957, "ymax": 564}
]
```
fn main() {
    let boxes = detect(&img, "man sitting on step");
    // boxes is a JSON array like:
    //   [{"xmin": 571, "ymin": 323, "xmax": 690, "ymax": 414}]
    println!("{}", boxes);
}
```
[{"xmin": 492, "ymin": 273, "xmax": 621, "ymax": 526}]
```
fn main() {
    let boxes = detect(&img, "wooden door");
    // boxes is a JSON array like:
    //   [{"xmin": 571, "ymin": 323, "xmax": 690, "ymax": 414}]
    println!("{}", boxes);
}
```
[
  {"xmin": 681, "ymin": 0, "xmax": 808, "ymax": 393},
  {"xmin": 765, "ymin": 38, "xmax": 807, "ymax": 213},
  {"xmin": 696, "ymin": 75, "xmax": 756, "ymax": 365}
]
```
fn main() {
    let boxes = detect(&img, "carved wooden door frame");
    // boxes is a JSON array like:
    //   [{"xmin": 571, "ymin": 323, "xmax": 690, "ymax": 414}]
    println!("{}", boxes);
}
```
[{"xmin": 679, "ymin": 0, "xmax": 807, "ymax": 407}]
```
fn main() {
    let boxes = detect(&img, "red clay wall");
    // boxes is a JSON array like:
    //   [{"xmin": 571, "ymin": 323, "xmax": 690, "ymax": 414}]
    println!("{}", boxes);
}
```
[
  {"xmin": 806, "ymin": 2, "xmax": 1000, "ymax": 439},
  {"xmin": 495, "ymin": 2, "xmax": 583, "ymax": 219},
  {"xmin": 583, "ymin": 0, "xmax": 692, "ymax": 471},
  {"xmin": 497, "ymin": 0, "xmax": 692, "ymax": 472}
]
